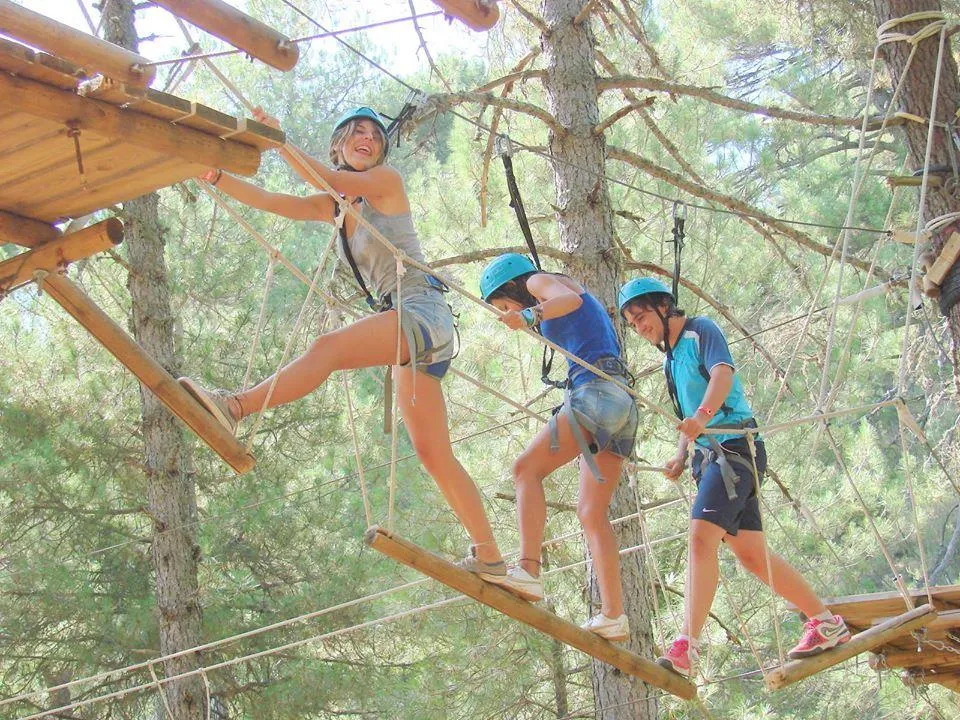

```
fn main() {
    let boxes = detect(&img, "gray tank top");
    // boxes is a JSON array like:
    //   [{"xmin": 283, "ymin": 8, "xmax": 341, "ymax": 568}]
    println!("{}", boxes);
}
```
[{"xmin": 338, "ymin": 200, "xmax": 429, "ymax": 301}]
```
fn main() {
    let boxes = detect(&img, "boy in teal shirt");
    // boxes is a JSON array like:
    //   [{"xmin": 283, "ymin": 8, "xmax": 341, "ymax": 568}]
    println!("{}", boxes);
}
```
[{"xmin": 618, "ymin": 278, "xmax": 849, "ymax": 678}]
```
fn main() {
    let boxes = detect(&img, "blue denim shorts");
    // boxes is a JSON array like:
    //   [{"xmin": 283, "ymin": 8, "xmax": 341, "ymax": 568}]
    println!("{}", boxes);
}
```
[
  {"xmin": 568, "ymin": 378, "xmax": 639, "ymax": 458},
  {"xmin": 395, "ymin": 285, "xmax": 456, "ymax": 379},
  {"xmin": 691, "ymin": 439, "xmax": 767, "ymax": 535}
]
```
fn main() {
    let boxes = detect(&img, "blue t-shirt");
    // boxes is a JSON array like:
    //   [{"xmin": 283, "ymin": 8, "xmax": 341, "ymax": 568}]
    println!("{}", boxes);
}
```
[
  {"xmin": 541, "ymin": 292, "xmax": 622, "ymax": 388},
  {"xmin": 664, "ymin": 316, "xmax": 754, "ymax": 447}
]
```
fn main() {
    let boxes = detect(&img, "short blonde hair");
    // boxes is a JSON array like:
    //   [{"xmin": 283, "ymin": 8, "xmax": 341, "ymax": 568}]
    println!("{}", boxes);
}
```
[{"xmin": 329, "ymin": 119, "xmax": 387, "ymax": 168}]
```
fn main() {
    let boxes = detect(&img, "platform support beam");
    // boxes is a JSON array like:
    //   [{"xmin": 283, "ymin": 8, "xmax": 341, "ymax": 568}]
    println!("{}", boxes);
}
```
[
  {"xmin": 364, "ymin": 526, "xmax": 697, "ymax": 700},
  {"xmin": 430, "ymin": 0, "xmax": 500, "ymax": 31},
  {"xmin": 41, "ymin": 273, "xmax": 255, "ymax": 474},
  {"xmin": 0, "ymin": 218, "xmax": 122, "ymax": 293},
  {"xmin": 765, "ymin": 603, "xmax": 937, "ymax": 691},
  {"xmin": 0, "ymin": 0, "xmax": 155, "ymax": 86},
  {"xmin": 151, "ymin": 0, "xmax": 299, "ymax": 72},
  {"xmin": 0, "ymin": 210, "xmax": 61, "ymax": 248}
]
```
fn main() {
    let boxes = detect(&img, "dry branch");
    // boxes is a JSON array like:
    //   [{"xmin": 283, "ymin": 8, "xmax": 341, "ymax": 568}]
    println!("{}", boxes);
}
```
[{"xmin": 597, "ymin": 75, "xmax": 867, "ymax": 128}]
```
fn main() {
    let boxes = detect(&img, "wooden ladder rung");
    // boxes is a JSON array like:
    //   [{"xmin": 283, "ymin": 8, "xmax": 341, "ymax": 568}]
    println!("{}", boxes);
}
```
[
  {"xmin": 41, "ymin": 273, "xmax": 255, "ymax": 474},
  {"xmin": 764, "ymin": 603, "xmax": 937, "ymax": 691},
  {"xmin": 364, "ymin": 526, "xmax": 697, "ymax": 700}
]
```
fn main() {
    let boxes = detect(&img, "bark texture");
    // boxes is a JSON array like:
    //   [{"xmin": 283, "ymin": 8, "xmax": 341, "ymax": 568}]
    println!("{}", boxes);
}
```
[
  {"xmin": 540, "ymin": 1, "xmax": 657, "ymax": 717},
  {"xmin": 101, "ymin": 3, "xmax": 205, "ymax": 717},
  {"xmin": 873, "ymin": 0, "xmax": 960, "ymax": 381}
]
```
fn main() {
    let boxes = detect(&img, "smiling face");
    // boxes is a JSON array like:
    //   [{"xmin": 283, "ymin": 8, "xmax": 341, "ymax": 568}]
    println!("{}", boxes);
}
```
[
  {"xmin": 622, "ymin": 300, "xmax": 667, "ymax": 346},
  {"xmin": 330, "ymin": 119, "xmax": 386, "ymax": 170}
]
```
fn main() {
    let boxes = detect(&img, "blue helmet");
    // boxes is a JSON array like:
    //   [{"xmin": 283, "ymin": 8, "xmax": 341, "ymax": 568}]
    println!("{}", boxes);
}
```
[
  {"xmin": 333, "ymin": 106, "xmax": 389, "ymax": 156},
  {"xmin": 480, "ymin": 253, "xmax": 538, "ymax": 301},
  {"xmin": 617, "ymin": 277, "xmax": 673, "ymax": 313}
]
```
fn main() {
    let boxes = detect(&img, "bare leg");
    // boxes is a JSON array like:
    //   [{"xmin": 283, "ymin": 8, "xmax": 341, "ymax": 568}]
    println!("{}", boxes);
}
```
[
  {"xmin": 234, "ymin": 311, "xmax": 409, "ymax": 418},
  {"xmin": 577, "ymin": 451, "xmax": 627, "ymax": 618},
  {"xmin": 684, "ymin": 519, "xmax": 727, "ymax": 640},
  {"xmin": 395, "ymin": 367, "xmax": 503, "ymax": 564},
  {"xmin": 512, "ymin": 418, "xmax": 581, "ymax": 577},
  {"xmin": 725, "ymin": 529, "xmax": 829, "ymax": 618}
]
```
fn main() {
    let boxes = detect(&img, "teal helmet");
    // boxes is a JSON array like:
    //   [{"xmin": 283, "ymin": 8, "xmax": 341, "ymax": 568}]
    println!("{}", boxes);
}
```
[
  {"xmin": 480, "ymin": 253, "xmax": 538, "ymax": 301},
  {"xmin": 333, "ymin": 106, "xmax": 390, "ymax": 157},
  {"xmin": 617, "ymin": 277, "xmax": 673, "ymax": 313}
]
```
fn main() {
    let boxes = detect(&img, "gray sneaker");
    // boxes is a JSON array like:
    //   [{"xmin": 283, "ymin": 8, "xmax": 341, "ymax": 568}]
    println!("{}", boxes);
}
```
[
  {"xmin": 456, "ymin": 547, "xmax": 507, "ymax": 582},
  {"xmin": 178, "ymin": 377, "xmax": 238, "ymax": 436}
]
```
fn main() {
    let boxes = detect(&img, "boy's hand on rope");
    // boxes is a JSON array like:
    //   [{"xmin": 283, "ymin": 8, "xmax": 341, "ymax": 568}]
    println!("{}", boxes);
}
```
[
  {"xmin": 498, "ymin": 310, "xmax": 528, "ymax": 330},
  {"xmin": 677, "ymin": 416, "xmax": 706, "ymax": 443},
  {"xmin": 663, "ymin": 454, "xmax": 686, "ymax": 482},
  {"xmin": 252, "ymin": 106, "xmax": 281, "ymax": 130}
]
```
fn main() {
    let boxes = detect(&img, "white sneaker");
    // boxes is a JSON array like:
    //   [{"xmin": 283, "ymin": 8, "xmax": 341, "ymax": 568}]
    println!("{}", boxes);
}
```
[
  {"xmin": 581, "ymin": 613, "xmax": 630, "ymax": 642},
  {"xmin": 487, "ymin": 566, "xmax": 544, "ymax": 601}
]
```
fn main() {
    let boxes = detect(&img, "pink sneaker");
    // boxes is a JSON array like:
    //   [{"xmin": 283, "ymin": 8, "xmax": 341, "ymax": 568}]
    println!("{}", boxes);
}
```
[
  {"xmin": 788, "ymin": 615, "xmax": 851, "ymax": 659},
  {"xmin": 656, "ymin": 637, "xmax": 698, "ymax": 678}
]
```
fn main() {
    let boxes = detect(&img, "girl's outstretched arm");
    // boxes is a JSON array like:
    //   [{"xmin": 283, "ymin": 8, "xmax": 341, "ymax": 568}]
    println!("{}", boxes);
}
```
[{"xmin": 204, "ymin": 170, "xmax": 334, "ymax": 223}]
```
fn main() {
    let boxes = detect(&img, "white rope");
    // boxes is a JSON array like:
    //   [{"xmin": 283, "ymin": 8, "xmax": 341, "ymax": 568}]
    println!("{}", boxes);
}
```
[
  {"xmin": 243, "ymin": 227, "xmax": 338, "ymax": 454},
  {"xmin": 342, "ymin": 372, "xmax": 374, "ymax": 527},
  {"xmin": 148, "ymin": 663, "xmax": 175, "ymax": 720},
  {"xmin": 241, "ymin": 254, "xmax": 278, "ymax": 391},
  {"xmin": 387, "ymin": 258, "xmax": 406, "ymax": 533}
]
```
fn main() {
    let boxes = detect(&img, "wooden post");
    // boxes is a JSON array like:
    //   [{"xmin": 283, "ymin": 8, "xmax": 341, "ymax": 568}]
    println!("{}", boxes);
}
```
[
  {"xmin": 0, "ymin": 0, "xmax": 155, "ymax": 86},
  {"xmin": 430, "ymin": 0, "xmax": 500, "ymax": 31},
  {"xmin": 0, "ymin": 209, "xmax": 61, "ymax": 248},
  {"xmin": 764, "ymin": 603, "xmax": 937, "ymax": 691},
  {"xmin": 0, "ymin": 71, "xmax": 261, "ymax": 176},
  {"xmin": 926, "ymin": 232, "xmax": 960, "ymax": 286},
  {"xmin": 0, "ymin": 218, "xmax": 122, "ymax": 293},
  {"xmin": 364, "ymin": 526, "xmax": 697, "ymax": 700},
  {"xmin": 151, "ymin": 0, "xmax": 299, "ymax": 72},
  {"xmin": 40, "ymin": 273, "xmax": 255, "ymax": 475}
]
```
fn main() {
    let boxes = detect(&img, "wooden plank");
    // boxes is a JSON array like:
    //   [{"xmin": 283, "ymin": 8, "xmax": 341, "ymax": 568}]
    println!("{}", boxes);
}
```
[
  {"xmin": 78, "ymin": 77, "xmax": 285, "ymax": 151},
  {"xmin": 0, "ymin": 36, "xmax": 85, "ymax": 89},
  {"xmin": 151, "ymin": 0, "xmax": 299, "ymax": 72},
  {"xmin": 22, "ymin": 157, "xmax": 197, "ymax": 224},
  {"xmin": 0, "ymin": 209, "xmax": 60, "ymax": 248},
  {"xmin": 927, "ymin": 232, "xmax": 960, "ymax": 286},
  {"xmin": 0, "ymin": 132, "xmax": 118, "ymax": 190},
  {"xmin": 430, "ymin": 0, "xmax": 500, "ymax": 31},
  {"xmin": 891, "ymin": 229, "xmax": 930, "ymax": 246},
  {"xmin": 0, "ymin": 71, "xmax": 261, "ymax": 177},
  {"xmin": 0, "ymin": 0, "xmax": 155, "ymax": 87},
  {"xmin": 764, "ymin": 603, "xmax": 937, "ymax": 691},
  {"xmin": 901, "ymin": 668, "xmax": 960, "ymax": 687},
  {"xmin": 40, "ymin": 273, "xmax": 255, "ymax": 475},
  {"xmin": 814, "ymin": 586, "xmax": 960, "ymax": 630},
  {"xmin": 0, "ymin": 218, "xmax": 120, "ymax": 293},
  {"xmin": 870, "ymin": 646, "xmax": 960, "ymax": 670},
  {"xmin": 364, "ymin": 526, "xmax": 697, "ymax": 700}
]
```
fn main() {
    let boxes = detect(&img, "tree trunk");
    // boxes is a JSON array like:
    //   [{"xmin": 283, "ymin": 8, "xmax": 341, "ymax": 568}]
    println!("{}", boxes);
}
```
[
  {"xmin": 100, "ymin": 3, "xmax": 205, "ymax": 718},
  {"xmin": 873, "ymin": 0, "xmax": 960, "ymax": 382},
  {"xmin": 540, "ymin": 1, "xmax": 657, "ymax": 717}
]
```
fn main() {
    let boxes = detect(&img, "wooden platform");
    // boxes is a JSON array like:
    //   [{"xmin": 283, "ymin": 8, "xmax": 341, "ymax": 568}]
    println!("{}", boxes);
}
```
[
  {"xmin": 365, "ymin": 526, "xmax": 697, "ymax": 700},
  {"xmin": 797, "ymin": 586, "xmax": 960, "ymax": 693},
  {"xmin": 0, "ymin": 36, "xmax": 283, "ymax": 235}
]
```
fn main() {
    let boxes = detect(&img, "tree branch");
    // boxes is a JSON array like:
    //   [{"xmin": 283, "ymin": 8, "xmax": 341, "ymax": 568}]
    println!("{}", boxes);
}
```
[
  {"xmin": 597, "ymin": 74, "xmax": 868, "ymax": 128},
  {"xmin": 424, "ymin": 90, "xmax": 562, "ymax": 134},
  {"xmin": 606, "ymin": 144, "xmax": 882, "ymax": 276}
]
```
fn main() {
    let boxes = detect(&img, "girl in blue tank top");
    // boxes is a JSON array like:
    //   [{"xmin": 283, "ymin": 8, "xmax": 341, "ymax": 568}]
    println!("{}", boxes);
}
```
[{"xmin": 478, "ymin": 253, "xmax": 639, "ymax": 642}]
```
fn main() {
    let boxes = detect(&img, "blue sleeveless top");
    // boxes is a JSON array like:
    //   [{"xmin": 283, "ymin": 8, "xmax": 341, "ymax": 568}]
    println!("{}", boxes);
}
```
[{"xmin": 540, "ymin": 292, "xmax": 623, "ymax": 388}]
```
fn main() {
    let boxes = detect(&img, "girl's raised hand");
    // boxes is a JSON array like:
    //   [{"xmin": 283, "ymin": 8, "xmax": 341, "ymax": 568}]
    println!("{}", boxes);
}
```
[
  {"xmin": 252, "ymin": 107, "xmax": 281, "ymax": 130},
  {"xmin": 498, "ymin": 310, "xmax": 527, "ymax": 330}
]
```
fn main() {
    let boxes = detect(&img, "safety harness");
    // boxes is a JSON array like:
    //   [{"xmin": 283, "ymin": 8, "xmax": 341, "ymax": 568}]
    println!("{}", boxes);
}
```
[{"xmin": 661, "ymin": 315, "xmax": 757, "ymax": 500}]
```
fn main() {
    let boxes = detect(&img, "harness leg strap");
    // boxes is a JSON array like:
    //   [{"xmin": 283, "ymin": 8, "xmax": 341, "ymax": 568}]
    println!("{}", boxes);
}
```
[
  {"xmin": 705, "ymin": 436, "xmax": 739, "ymax": 501},
  {"xmin": 562, "ymin": 389, "xmax": 605, "ymax": 483}
]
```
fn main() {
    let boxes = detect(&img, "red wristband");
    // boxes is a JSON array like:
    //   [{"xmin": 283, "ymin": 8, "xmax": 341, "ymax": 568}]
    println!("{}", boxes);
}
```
[{"xmin": 697, "ymin": 405, "xmax": 715, "ymax": 417}]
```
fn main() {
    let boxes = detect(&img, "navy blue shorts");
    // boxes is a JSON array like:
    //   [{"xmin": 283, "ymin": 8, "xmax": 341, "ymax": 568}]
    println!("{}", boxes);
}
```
[{"xmin": 691, "ymin": 439, "xmax": 767, "ymax": 536}]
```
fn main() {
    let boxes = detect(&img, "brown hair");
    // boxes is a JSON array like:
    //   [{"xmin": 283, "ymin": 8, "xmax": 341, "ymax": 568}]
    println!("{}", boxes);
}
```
[{"xmin": 328, "ymin": 119, "xmax": 387, "ymax": 168}]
